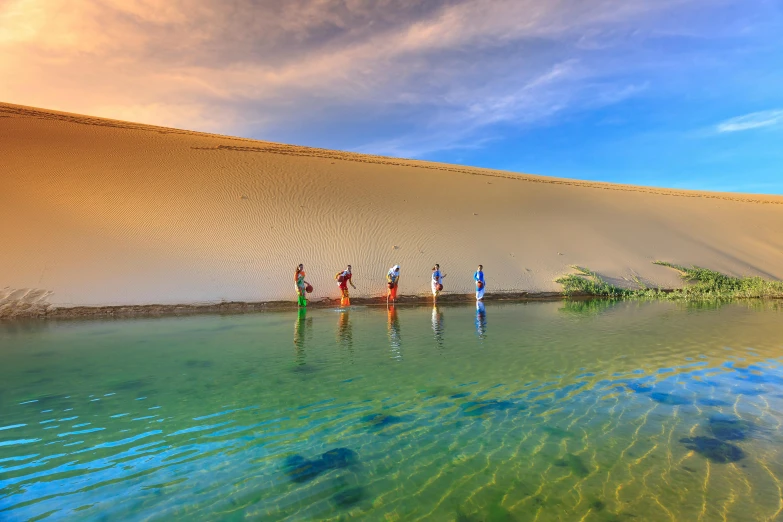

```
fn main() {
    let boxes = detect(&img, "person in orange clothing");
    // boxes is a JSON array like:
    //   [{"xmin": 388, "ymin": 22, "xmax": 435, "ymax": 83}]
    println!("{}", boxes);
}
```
[
  {"xmin": 386, "ymin": 265, "xmax": 400, "ymax": 304},
  {"xmin": 336, "ymin": 265, "xmax": 355, "ymax": 307}
]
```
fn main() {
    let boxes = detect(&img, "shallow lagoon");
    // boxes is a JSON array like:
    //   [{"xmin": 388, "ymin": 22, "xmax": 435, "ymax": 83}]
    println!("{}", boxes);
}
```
[{"xmin": 2, "ymin": 301, "xmax": 783, "ymax": 521}]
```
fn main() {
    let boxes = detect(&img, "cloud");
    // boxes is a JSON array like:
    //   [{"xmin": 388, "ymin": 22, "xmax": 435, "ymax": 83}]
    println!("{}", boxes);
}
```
[
  {"xmin": 0, "ymin": 0, "xmax": 752, "ymax": 155},
  {"xmin": 716, "ymin": 109, "xmax": 783, "ymax": 133}
]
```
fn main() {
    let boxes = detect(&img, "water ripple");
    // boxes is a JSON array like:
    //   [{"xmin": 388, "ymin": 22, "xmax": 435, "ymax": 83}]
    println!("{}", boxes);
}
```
[{"xmin": 0, "ymin": 302, "xmax": 782, "ymax": 520}]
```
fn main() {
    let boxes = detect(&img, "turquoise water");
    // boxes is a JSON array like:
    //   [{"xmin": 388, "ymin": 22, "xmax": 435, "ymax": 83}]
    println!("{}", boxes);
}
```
[{"xmin": 2, "ymin": 301, "xmax": 783, "ymax": 521}]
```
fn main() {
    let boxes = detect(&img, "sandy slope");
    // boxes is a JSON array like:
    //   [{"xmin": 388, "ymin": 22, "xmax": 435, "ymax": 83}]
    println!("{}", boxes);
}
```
[{"xmin": 2, "ymin": 102, "xmax": 783, "ymax": 310}]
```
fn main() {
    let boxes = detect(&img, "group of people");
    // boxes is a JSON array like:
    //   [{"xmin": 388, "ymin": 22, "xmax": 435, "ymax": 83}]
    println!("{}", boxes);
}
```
[{"xmin": 294, "ymin": 263, "xmax": 486, "ymax": 307}]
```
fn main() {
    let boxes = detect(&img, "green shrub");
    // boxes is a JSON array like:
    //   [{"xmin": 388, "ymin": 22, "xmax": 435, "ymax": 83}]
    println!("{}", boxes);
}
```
[{"xmin": 556, "ymin": 262, "xmax": 783, "ymax": 301}]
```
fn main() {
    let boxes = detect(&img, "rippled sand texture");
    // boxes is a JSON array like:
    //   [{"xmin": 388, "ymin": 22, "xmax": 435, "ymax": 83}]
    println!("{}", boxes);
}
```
[
  {"xmin": 3, "ymin": 102, "xmax": 783, "ymax": 308},
  {"xmin": 2, "ymin": 301, "xmax": 783, "ymax": 520}
]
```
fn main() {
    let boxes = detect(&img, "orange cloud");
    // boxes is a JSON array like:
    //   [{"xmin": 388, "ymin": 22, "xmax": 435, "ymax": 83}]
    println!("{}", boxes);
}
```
[{"xmin": 0, "ymin": 0, "xmax": 709, "ymax": 141}]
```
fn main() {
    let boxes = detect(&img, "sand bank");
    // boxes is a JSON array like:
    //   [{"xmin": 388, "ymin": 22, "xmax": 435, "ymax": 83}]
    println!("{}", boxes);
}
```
[
  {"xmin": 0, "ymin": 293, "xmax": 568, "ymax": 320},
  {"xmin": 3, "ymin": 102, "xmax": 783, "ymax": 317}
]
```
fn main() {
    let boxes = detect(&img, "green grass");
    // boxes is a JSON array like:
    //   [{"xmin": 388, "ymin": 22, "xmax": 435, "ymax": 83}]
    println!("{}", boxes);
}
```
[
  {"xmin": 556, "ymin": 262, "xmax": 783, "ymax": 301},
  {"xmin": 555, "ymin": 266, "xmax": 632, "ymax": 297}
]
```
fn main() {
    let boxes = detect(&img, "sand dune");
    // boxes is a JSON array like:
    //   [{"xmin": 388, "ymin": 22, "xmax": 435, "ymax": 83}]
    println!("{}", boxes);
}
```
[{"xmin": 3, "ymin": 102, "xmax": 783, "ymax": 313}]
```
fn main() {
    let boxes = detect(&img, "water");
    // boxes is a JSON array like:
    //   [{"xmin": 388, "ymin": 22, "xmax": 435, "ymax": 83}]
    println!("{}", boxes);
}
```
[{"xmin": 2, "ymin": 301, "xmax": 783, "ymax": 521}]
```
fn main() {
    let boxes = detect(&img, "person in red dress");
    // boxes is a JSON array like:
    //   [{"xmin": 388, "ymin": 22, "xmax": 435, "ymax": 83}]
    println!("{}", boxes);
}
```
[{"xmin": 336, "ymin": 265, "xmax": 356, "ymax": 307}]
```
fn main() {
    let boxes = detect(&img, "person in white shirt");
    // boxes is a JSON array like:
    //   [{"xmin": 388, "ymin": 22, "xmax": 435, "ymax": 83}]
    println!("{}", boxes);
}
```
[{"xmin": 386, "ymin": 265, "xmax": 401, "ymax": 304}]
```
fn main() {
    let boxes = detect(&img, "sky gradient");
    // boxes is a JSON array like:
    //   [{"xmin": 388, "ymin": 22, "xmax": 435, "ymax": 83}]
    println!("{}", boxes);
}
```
[{"xmin": 2, "ymin": 0, "xmax": 782, "ymax": 193}]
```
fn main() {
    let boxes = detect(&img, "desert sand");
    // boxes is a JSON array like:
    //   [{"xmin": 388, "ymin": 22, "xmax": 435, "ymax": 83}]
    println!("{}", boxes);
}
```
[{"xmin": 2, "ymin": 101, "xmax": 783, "ymax": 315}]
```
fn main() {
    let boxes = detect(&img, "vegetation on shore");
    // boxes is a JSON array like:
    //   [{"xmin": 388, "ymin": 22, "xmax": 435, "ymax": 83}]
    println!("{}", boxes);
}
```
[{"xmin": 556, "ymin": 262, "xmax": 783, "ymax": 300}]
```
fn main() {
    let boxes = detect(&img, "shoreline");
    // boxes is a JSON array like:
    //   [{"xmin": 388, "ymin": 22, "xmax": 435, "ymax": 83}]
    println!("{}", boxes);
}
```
[
  {"xmin": 2, "ymin": 292, "xmax": 570, "ymax": 321},
  {"xmin": 3, "ymin": 290, "xmax": 783, "ymax": 321},
  {"xmin": 6, "ymin": 283, "xmax": 783, "ymax": 321}
]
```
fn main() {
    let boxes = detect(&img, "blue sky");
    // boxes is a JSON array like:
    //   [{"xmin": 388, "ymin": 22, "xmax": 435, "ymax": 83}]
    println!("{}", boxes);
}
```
[{"xmin": 2, "ymin": 0, "xmax": 782, "ymax": 193}]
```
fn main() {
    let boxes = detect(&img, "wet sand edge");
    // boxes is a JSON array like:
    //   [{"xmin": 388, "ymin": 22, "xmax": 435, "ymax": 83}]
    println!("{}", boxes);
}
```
[{"xmin": 1, "ymin": 292, "xmax": 579, "ymax": 320}]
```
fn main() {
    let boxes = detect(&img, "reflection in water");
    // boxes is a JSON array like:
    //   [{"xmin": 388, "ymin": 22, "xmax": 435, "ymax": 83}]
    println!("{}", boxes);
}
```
[
  {"xmin": 337, "ymin": 310, "xmax": 353, "ymax": 354},
  {"xmin": 431, "ymin": 304, "xmax": 444, "ymax": 349},
  {"xmin": 293, "ymin": 307, "xmax": 311, "ymax": 367},
  {"xmin": 388, "ymin": 305, "xmax": 402, "ymax": 360},
  {"xmin": 0, "ymin": 319, "xmax": 51, "ymax": 336},
  {"xmin": 475, "ymin": 301, "xmax": 487, "ymax": 339},
  {"xmin": 559, "ymin": 298, "xmax": 619, "ymax": 316}
]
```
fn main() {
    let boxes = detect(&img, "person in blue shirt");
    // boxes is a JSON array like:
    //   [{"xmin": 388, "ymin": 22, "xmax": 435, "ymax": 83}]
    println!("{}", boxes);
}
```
[
  {"xmin": 474, "ymin": 264, "xmax": 485, "ymax": 301},
  {"xmin": 431, "ymin": 264, "xmax": 446, "ymax": 301}
]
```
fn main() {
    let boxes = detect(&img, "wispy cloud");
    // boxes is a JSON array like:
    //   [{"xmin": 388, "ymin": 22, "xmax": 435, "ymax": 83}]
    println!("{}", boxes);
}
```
[
  {"xmin": 0, "ymin": 0, "xmax": 766, "ymax": 156},
  {"xmin": 716, "ymin": 109, "xmax": 783, "ymax": 133}
]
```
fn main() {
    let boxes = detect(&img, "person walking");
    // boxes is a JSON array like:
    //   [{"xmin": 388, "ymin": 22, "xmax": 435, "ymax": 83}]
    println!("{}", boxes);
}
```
[
  {"xmin": 387, "ymin": 265, "xmax": 401, "ymax": 304},
  {"xmin": 295, "ymin": 264, "xmax": 311, "ymax": 307},
  {"xmin": 335, "ymin": 265, "xmax": 355, "ymax": 307},
  {"xmin": 474, "ymin": 264, "xmax": 485, "ymax": 301},
  {"xmin": 431, "ymin": 264, "xmax": 446, "ymax": 301}
]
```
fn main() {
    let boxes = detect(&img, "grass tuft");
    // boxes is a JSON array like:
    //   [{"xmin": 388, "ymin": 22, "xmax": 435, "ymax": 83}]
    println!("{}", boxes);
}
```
[
  {"xmin": 653, "ymin": 261, "xmax": 783, "ymax": 299},
  {"xmin": 555, "ymin": 266, "xmax": 632, "ymax": 297},
  {"xmin": 556, "ymin": 262, "xmax": 783, "ymax": 301}
]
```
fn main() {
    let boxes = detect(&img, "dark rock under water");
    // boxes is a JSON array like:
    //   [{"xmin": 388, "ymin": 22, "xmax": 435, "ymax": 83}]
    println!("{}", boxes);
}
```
[
  {"xmin": 283, "ymin": 455, "xmax": 323, "ymax": 483},
  {"xmin": 541, "ymin": 426, "xmax": 574, "ymax": 439},
  {"xmin": 460, "ymin": 399, "xmax": 523, "ymax": 417},
  {"xmin": 708, "ymin": 415, "xmax": 756, "ymax": 441},
  {"xmin": 554, "ymin": 453, "xmax": 590, "ymax": 477},
  {"xmin": 626, "ymin": 382, "xmax": 654, "ymax": 393},
  {"xmin": 320, "ymin": 448, "xmax": 358, "ymax": 468},
  {"xmin": 679, "ymin": 436, "xmax": 745, "ymax": 463},
  {"xmin": 283, "ymin": 447, "xmax": 358, "ymax": 483},
  {"xmin": 650, "ymin": 392, "xmax": 691, "ymax": 405},
  {"xmin": 361, "ymin": 413, "xmax": 407, "ymax": 429}
]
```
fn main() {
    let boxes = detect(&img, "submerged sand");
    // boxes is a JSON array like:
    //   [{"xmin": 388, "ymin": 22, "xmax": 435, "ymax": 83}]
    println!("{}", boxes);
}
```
[{"xmin": 2, "ymin": 102, "xmax": 783, "ymax": 316}]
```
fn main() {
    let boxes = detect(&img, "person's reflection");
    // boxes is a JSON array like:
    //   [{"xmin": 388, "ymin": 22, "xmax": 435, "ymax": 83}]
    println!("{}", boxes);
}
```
[
  {"xmin": 337, "ymin": 310, "xmax": 353, "ymax": 354},
  {"xmin": 293, "ymin": 307, "xmax": 311, "ymax": 367},
  {"xmin": 388, "ymin": 304, "xmax": 402, "ymax": 360},
  {"xmin": 431, "ymin": 304, "xmax": 444, "ymax": 349},
  {"xmin": 475, "ymin": 301, "xmax": 487, "ymax": 340}
]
